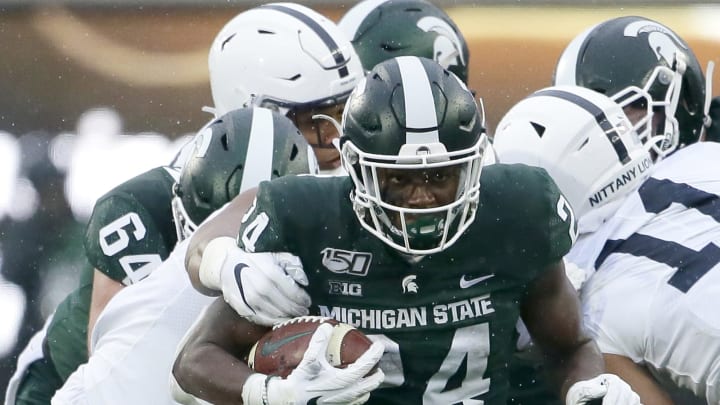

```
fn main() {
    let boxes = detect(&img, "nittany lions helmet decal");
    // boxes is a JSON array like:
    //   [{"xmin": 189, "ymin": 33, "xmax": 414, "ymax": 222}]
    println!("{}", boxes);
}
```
[
  {"xmin": 208, "ymin": 3, "xmax": 364, "ymax": 116},
  {"xmin": 172, "ymin": 107, "xmax": 317, "ymax": 240},
  {"xmin": 554, "ymin": 16, "xmax": 708, "ymax": 151},
  {"xmin": 340, "ymin": 56, "xmax": 488, "ymax": 254},
  {"xmin": 339, "ymin": 0, "xmax": 469, "ymax": 83},
  {"xmin": 493, "ymin": 86, "xmax": 654, "ymax": 222}
]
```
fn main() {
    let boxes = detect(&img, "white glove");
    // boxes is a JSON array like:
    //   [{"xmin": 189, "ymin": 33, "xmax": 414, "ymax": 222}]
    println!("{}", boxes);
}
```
[
  {"xmin": 566, "ymin": 373, "xmax": 642, "ymax": 405},
  {"xmin": 243, "ymin": 323, "xmax": 385, "ymax": 405},
  {"xmin": 199, "ymin": 237, "xmax": 311, "ymax": 326},
  {"xmin": 563, "ymin": 259, "xmax": 590, "ymax": 291}
]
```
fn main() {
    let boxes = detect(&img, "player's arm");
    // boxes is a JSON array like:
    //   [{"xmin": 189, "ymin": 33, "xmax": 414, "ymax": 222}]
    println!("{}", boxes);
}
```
[
  {"xmin": 184, "ymin": 184, "xmax": 310, "ymax": 326},
  {"xmin": 185, "ymin": 188, "xmax": 258, "ymax": 296},
  {"xmin": 172, "ymin": 298, "xmax": 268, "ymax": 405},
  {"xmin": 521, "ymin": 260, "xmax": 639, "ymax": 404},
  {"xmin": 84, "ymin": 192, "xmax": 171, "ymax": 351},
  {"xmin": 172, "ymin": 299, "xmax": 384, "ymax": 405},
  {"xmin": 604, "ymin": 353, "xmax": 674, "ymax": 405},
  {"xmin": 87, "ymin": 271, "xmax": 124, "ymax": 349}
]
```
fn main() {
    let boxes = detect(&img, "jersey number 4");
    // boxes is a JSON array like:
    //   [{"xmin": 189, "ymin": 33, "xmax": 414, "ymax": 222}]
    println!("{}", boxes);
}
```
[{"xmin": 370, "ymin": 324, "xmax": 491, "ymax": 404}]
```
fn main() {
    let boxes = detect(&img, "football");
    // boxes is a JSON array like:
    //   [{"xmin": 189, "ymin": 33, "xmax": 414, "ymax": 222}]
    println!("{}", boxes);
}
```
[{"xmin": 247, "ymin": 316, "xmax": 373, "ymax": 378}]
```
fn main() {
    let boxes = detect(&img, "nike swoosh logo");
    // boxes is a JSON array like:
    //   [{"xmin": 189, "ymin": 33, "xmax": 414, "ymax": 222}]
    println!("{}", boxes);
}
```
[
  {"xmin": 234, "ymin": 263, "xmax": 254, "ymax": 313},
  {"xmin": 261, "ymin": 331, "xmax": 315, "ymax": 357},
  {"xmin": 308, "ymin": 397, "xmax": 321, "ymax": 405},
  {"xmin": 459, "ymin": 273, "xmax": 495, "ymax": 289}
]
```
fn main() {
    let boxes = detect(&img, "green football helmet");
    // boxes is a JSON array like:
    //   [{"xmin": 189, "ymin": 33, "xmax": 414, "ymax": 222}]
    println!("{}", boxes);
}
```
[
  {"xmin": 340, "ymin": 56, "xmax": 488, "ymax": 255},
  {"xmin": 338, "ymin": 0, "xmax": 469, "ymax": 83},
  {"xmin": 554, "ymin": 16, "xmax": 708, "ymax": 153},
  {"xmin": 172, "ymin": 107, "xmax": 317, "ymax": 240}
]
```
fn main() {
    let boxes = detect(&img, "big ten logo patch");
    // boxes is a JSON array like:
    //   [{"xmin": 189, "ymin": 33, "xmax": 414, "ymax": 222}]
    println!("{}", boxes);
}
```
[{"xmin": 328, "ymin": 281, "xmax": 363, "ymax": 297}]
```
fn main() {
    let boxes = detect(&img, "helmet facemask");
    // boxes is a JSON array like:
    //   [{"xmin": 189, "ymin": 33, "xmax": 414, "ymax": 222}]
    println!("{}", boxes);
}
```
[
  {"xmin": 171, "ymin": 192, "xmax": 197, "ymax": 242},
  {"xmin": 342, "ymin": 135, "xmax": 487, "ymax": 255},
  {"xmin": 611, "ymin": 60, "xmax": 684, "ymax": 159}
]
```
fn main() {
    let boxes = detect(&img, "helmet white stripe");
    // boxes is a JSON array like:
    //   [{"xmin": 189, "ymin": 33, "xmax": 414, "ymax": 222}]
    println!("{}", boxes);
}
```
[
  {"xmin": 553, "ymin": 23, "xmax": 597, "ymax": 86},
  {"xmin": 241, "ymin": 107, "xmax": 275, "ymax": 192},
  {"xmin": 396, "ymin": 56, "xmax": 439, "ymax": 144},
  {"xmin": 338, "ymin": 0, "xmax": 389, "ymax": 41}
]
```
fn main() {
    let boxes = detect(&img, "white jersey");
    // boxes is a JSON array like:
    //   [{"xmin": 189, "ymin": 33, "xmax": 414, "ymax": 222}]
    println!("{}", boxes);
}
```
[
  {"xmin": 567, "ymin": 142, "xmax": 720, "ymax": 404},
  {"xmin": 52, "ymin": 239, "xmax": 215, "ymax": 405}
]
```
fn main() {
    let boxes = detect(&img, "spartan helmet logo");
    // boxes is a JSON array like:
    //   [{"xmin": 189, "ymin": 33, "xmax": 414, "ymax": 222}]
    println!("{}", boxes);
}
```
[
  {"xmin": 623, "ymin": 20, "xmax": 687, "ymax": 67},
  {"xmin": 416, "ymin": 16, "xmax": 465, "ymax": 73},
  {"xmin": 402, "ymin": 275, "xmax": 419, "ymax": 294}
]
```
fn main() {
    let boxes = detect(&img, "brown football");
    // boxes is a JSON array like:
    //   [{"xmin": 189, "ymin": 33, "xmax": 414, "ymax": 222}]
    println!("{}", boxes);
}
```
[{"xmin": 247, "ymin": 316, "xmax": 373, "ymax": 378}]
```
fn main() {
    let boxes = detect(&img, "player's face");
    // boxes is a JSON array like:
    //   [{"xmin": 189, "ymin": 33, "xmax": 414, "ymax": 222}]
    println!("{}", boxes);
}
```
[
  {"xmin": 623, "ymin": 99, "xmax": 665, "ymax": 139},
  {"xmin": 377, "ymin": 166, "xmax": 461, "ymax": 227},
  {"xmin": 289, "ymin": 103, "xmax": 345, "ymax": 171}
]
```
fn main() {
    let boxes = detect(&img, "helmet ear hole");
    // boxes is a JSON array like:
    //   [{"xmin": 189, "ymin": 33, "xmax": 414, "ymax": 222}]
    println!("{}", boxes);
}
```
[{"xmin": 290, "ymin": 144, "xmax": 299, "ymax": 161}]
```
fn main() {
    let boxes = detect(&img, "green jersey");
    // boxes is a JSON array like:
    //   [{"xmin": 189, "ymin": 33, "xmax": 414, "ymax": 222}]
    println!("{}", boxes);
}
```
[
  {"xmin": 84, "ymin": 166, "xmax": 179, "ymax": 285},
  {"xmin": 237, "ymin": 164, "xmax": 576, "ymax": 405},
  {"xmin": 45, "ymin": 166, "xmax": 179, "ymax": 381}
]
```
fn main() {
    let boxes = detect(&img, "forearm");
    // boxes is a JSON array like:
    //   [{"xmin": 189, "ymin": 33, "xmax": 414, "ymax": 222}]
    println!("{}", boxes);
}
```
[
  {"xmin": 543, "ymin": 338, "xmax": 605, "ymax": 399},
  {"xmin": 186, "ymin": 190, "xmax": 257, "ymax": 295},
  {"xmin": 172, "ymin": 298, "xmax": 268, "ymax": 405},
  {"xmin": 604, "ymin": 353, "xmax": 673, "ymax": 405},
  {"xmin": 173, "ymin": 342, "xmax": 255, "ymax": 405},
  {"xmin": 87, "ymin": 270, "xmax": 124, "ymax": 352}
]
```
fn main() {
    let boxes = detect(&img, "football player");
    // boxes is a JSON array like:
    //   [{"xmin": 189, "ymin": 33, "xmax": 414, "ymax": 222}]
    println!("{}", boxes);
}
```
[
  {"xmin": 173, "ymin": 57, "xmax": 640, "ymax": 405},
  {"xmin": 338, "ymin": 0, "xmax": 469, "ymax": 83},
  {"xmin": 49, "ymin": 107, "xmax": 315, "ymax": 405},
  {"xmin": 554, "ymin": 15, "xmax": 710, "ymax": 155},
  {"xmin": 207, "ymin": 3, "xmax": 363, "ymax": 175},
  {"xmin": 494, "ymin": 84, "xmax": 720, "ymax": 404},
  {"xmin": 5, "ymin": 150, "xmax": 187, "ymax": 405}
]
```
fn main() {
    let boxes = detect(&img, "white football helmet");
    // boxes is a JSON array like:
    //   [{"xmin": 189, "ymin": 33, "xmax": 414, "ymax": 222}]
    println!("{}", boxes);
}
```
[
  {"xmin": 493, "ymin": 86, "xmax": 654, "ymax": 218},
  {"xmin": 208, "ymin": 3, "xmax": 364, "ymax": 117}
]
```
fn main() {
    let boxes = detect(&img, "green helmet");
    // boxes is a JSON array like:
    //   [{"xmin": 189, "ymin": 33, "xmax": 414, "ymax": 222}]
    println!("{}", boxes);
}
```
[
  {"xmin": 554, "ymin": 16, "xmax": 708, "ymax": 152},
  {"xmin": 172, "ymin": 107, "xmax": 317, "ymax": 240},
  {"xmin": 340, "ymin": 56, "xmax": 488, "ymax": 255},
  {"xmin": 338, "ymin": 0, "xmax": 469, "ymax": 83}
]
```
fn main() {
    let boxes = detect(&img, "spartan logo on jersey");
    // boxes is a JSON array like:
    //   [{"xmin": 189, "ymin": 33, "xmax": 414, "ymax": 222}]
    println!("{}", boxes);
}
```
[
  {"xmin": 402, "ymin": 275, "xmax": 418, "ymax": 294},
  {"xmin": 328, "ymin": 280, "xmax": 363, "ymax": 297},
  {"xmin": 320, "ymin": 248, "xmax": 372, "ymax": 276},
  {"xmin": 417, "ymin": 16, "xmax": 465, "ymax": 73},
  {"xmin": 624, "ymin": 20, "xmax": 687, "ymax": 67}
]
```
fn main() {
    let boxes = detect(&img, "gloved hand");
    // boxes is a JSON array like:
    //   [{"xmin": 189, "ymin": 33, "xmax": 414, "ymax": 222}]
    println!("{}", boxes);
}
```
[
  {"xmin": 242, "ymin": 323, "xmax": 385, "ymax": 405},
  {"xmin": 705, "ymin": 96, "xmax": 720, "ymax": 143},
  {"xmin": 566, "ymin": 373, "xmax": 641, "ymax": 405},
  {"xmin": 199, "ymin": 237, "xmax": 311, "ymax": 326}
]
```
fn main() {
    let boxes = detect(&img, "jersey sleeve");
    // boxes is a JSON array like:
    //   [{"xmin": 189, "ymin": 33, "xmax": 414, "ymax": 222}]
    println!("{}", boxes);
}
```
[
  {"xmin": 480, "ymin": 164, "xmax": 577, "ymax": 272},
  {"xmin": 236, "ymin": 180, "xmax": 292, "ymax": 253},
  {"xmin": 84, "ymin": 194, "xmax": 173, "ymax": 285}
]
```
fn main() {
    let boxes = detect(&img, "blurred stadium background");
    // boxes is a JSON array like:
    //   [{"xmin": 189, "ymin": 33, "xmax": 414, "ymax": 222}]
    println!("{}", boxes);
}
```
[{"xmin": 0, "ymin": 0, "xmax": 719, "ymax": 394}]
